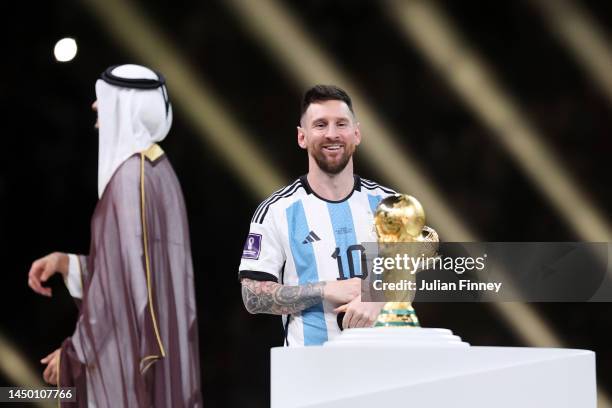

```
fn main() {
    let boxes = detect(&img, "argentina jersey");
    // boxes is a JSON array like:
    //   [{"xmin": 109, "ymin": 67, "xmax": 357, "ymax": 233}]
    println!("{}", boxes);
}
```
[{"xmin": 239, "ymin": 175, "xmax": 396, "ymax": 346}]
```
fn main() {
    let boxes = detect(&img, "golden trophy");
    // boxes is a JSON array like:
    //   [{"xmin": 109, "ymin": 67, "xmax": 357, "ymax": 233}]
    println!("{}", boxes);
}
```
[{"xmin": 373, "ymin": 194, "xmax": 439, "ymax": 327}]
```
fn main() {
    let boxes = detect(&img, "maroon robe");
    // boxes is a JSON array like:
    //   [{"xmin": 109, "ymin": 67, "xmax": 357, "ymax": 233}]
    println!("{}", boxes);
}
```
[{"xmin": 59, "ymin": 148, "xmax": 202, "ymax": 407}]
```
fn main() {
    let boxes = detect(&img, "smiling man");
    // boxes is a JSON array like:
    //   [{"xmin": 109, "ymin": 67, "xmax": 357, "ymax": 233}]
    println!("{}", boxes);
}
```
[{"xmin": 239, "ymin": 85, "xmax": 392, "ymax": 346}]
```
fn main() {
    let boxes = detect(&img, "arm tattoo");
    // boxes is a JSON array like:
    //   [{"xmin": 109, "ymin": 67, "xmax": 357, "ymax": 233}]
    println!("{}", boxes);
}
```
[{"xmin": 241, "ymin": 278, "xmax": 325, "ymax": 315}]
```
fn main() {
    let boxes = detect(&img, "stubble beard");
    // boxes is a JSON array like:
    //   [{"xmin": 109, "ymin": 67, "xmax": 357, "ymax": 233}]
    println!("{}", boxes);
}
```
[{"xmin": 310, "ymin": 144, "xmax": 355, "ymax": 175}]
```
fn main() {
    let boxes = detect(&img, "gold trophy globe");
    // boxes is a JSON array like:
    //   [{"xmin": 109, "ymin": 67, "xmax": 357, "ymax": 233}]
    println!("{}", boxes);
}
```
[{"xmin": 373, "ymin": 194, "xmax": 439, "ymax": 327}]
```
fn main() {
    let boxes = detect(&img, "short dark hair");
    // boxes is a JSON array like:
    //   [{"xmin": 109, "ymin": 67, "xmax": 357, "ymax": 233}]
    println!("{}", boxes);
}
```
[{"xmin": 300, "ymin": 84, "xmax": 354, "ymax": 118}]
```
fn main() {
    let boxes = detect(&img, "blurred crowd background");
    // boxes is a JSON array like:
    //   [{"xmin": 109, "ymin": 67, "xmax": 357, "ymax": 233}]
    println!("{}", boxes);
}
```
[{"xmin": 1, "ymin": 0, "xmax": 611, "ymax": 407}]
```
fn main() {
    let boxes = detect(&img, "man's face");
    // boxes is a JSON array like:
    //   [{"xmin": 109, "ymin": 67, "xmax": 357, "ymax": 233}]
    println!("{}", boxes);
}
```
[
  {"xmin": 298, "ymin": 100, "xmax": 361, "ymax": 175},
  {"xmin": 92, "ymin": 100, "xmax": 99, "ymax": 129}
]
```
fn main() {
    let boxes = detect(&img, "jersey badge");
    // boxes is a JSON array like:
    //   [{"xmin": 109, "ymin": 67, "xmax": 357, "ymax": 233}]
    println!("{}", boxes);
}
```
[{"xmin": 242, "ymin": 233, "xmax": 262, "ymax": 259}]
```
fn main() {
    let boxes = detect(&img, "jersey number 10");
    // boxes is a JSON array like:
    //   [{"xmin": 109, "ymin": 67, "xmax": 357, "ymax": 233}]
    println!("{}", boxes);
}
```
[{"xmin": 331, "ymin": 245, "xmax": 368, "ymax": 280}]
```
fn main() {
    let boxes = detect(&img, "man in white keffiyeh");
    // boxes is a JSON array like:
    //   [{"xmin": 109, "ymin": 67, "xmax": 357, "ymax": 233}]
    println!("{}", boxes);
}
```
[{"xmin": 28, "ymin": 64, "xmax": 202, "ymax": 407}]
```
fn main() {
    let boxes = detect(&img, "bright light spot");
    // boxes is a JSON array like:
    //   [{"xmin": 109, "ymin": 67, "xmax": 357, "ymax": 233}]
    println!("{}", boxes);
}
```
[{"xmin": 54, "ymin": 38, "xmax": 77, "ymax": 62}]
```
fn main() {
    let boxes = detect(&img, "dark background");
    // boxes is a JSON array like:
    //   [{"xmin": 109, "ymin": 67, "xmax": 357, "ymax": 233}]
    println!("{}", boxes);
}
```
[{"xmin": 1, "ymin": 1, "xmax": 611, "ymax": 407}]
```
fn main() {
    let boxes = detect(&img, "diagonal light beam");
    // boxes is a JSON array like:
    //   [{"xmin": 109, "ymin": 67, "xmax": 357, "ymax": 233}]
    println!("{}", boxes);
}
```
[
  {"xmin": 81, "ymin": 0, "xmax": 285, "ymax": 200},
  {"xmin": 0, "ymin": 331, "xmax": 54, "ymax": 408},
  {"xmin": 531, "ymin": 0, "xmax": 612, "ymax": 107},
  {"xmin": 387, "ymin": 0, "xmax": 611, "ymax": 243}
]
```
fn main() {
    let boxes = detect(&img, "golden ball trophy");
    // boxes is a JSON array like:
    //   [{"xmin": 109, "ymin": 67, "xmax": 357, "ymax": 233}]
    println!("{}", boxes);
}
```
[{"xmin": 373, "ymin": 194, "xmax": 439, "ymax": 327}]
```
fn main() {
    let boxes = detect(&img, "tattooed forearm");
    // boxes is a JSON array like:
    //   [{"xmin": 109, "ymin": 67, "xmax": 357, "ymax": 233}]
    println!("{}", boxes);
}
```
[{"xmin": 241, "ymin": 278, "xmax": 326, "ymax": 315}]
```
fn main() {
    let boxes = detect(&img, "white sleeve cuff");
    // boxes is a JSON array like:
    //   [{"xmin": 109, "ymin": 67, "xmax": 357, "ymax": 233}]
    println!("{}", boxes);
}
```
[{"xmin": 65, "ymin": 253, "xmax": 83, "ymax": 299}]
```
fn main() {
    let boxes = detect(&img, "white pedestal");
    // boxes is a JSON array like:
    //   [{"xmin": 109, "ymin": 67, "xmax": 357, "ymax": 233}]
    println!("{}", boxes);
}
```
[{"xmin": 271, "ymin": 328, "xmax": 596, "ymax": 408}]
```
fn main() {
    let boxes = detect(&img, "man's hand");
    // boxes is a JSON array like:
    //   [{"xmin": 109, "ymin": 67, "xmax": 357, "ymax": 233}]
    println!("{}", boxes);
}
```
[
  {"xmin": 41, "ymin": 348, "xmax": 61, "ymax": 385},
  {"xmin": 322, "ymin": 277, "xmax": 361, "ymax": 305},
  {"xmin": 334, "ymin": 298, "xmax": 385, "ymax": 329},
  {"xmin": 28, "ymin": 252, "xmax": 69, "ymax": 297}
]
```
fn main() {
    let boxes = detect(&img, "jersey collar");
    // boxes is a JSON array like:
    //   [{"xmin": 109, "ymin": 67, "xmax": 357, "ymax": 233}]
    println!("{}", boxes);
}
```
[{"xmin": 299, "ymin": 174, "xmax": 361, "ymax": 203}]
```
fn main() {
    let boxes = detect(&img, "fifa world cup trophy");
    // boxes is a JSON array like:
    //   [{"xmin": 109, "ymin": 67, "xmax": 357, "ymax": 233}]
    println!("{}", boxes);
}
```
[{"xmin": 373, "ymin": 194, "xmax": 439, "ymax": 327}]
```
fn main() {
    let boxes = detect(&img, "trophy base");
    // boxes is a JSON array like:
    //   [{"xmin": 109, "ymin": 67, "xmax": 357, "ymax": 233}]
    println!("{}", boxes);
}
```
[
  {"xmin": 374, "ymin": 301, "xmax": 420, "ymax": 327},
  {"xmin": 323, "ymin": 327, "xmax": 469, "ymax": 348}
]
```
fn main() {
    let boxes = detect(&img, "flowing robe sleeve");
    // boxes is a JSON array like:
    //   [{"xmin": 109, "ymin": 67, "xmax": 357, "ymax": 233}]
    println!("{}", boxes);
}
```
[{"xmin": 59, "ymin": 152, "xmax": 202, "ymax": 407}]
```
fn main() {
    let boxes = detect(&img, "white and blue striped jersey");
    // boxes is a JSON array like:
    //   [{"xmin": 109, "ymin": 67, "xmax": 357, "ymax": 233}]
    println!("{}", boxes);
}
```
[{"xmin": 239, "ymin": 175, "xmax": 396, "ymax": 347}]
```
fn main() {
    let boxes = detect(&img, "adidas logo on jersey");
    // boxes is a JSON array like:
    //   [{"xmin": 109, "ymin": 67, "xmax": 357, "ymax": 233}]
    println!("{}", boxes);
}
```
[{"xmin": 302, "ymin": 230, "xmax": 321, "ymax": 244}]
